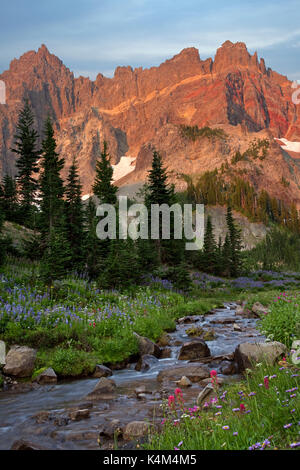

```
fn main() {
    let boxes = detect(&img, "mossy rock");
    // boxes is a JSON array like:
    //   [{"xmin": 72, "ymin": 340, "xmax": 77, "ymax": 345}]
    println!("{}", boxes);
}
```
[
  {"xmin": 186, "ymin": 327, "xmax": 204, "ymax": 337},
  {"xmin": 202, "ymin": 329, "xmax": 217, "ymax": 341}
]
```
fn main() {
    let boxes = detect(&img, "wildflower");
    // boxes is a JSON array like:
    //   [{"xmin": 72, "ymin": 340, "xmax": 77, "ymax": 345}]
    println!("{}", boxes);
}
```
[
  {"xmin": 240, "ymin": 403, "xmax": 246, "ymax": 412},
  {"xmin": 290, "ymin": 442, "xmax": 300, "ymax": 448},
  {"xmin": 283, "ymin": 423, "xmax": 293, "ymax": 429},
  {"xmin": 168, "ymin": 395, "xmax": 175, "ymax": 408},
  {"xmin": 222, "ymin": 426, "xmax": 230, "ymax": 430},
  {"xmin": 264, "ymin": 377, "xmax": 269, "ymax": 390},
  {"xmin": 210, "ymin": 369, "xmax": 218, "ymax": 387},
  {"xmin": 233, "ymin": 432, "xmax": 238, "ymax": 436}
]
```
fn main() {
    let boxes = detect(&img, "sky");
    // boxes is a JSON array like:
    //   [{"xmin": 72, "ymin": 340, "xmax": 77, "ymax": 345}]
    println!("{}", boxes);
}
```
[{"xmin": 0, "ymin": 0, "xmax": 299, "ymax": 81}]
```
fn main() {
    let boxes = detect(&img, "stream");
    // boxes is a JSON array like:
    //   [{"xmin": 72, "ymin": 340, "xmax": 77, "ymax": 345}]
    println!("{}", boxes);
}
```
[{"xmin": 0, "ymin": 302, "xmax": 264, "ymax": 450}]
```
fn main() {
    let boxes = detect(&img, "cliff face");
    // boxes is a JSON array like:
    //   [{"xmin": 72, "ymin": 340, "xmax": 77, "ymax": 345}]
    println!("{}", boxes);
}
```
[{"xmin": 0, "ymin": 41, "xmax": 300, "ymax": 205}]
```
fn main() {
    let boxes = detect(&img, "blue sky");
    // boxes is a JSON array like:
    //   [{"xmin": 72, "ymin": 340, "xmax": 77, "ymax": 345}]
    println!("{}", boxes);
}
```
[{"xmin": 0, "ymin": 0, "xmax": 299, "ymax": 80}]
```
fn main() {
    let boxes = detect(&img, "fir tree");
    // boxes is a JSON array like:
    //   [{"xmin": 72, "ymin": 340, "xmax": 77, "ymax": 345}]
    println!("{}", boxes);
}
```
[
  {"xmin": 225, "ymin": 206, "xmax": 243, "ymax": 277},
  {"xmin": 145, "ymin": 150, "xmax": 183, "ymax": 265},
  {"xmin": 39, "ymin": 118, "xmax": 70, "ymax": 283},
  {"xmin": 1, "ymin": 175, "xmax": 19, "ymax": 222},
  {"xmin": 65, "ymin": 158, "xmax": 85, "ymax": 271},
  {"xmin": 92, "ymin": 141, "xmax": 117, "ymax": 205},
  {"xmin": 11, "ymin": 99, "xmax": 40, "ymax": 225},
  {"xmin": 199, "ymin": 215, "xmax": 217, "ymax": 273}
]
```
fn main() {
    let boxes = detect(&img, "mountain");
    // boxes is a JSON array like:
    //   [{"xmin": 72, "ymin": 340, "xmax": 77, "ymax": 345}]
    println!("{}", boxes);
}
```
[{"xmin": 0, "ymin": 41, "xmax": 300, "ymax": 206}]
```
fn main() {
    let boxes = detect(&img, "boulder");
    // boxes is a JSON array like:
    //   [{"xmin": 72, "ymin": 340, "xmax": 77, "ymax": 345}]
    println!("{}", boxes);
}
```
[
  {"xmin": 233, "ymin": 323, "xmax": 242, "ymax": 331},
  {"xmin": 234, "ymin": 341, "xmax": 287, "ymax": 372},
  {"xmin": 4, "ymin": 346, "xmax": 36, "ymax": 377},
  {"xmin": 69, "ymin": 409, "xmax": 90, "ymax": 421},
  {"xmin": 178, "ymin": 340, "xmax": 210, "ymax": 361},
  {"xmin": 92, "ymin": 364, "xmax": 113, "ymax": 378},
  {"xmin": 220, "ymin": 361, "xmax": 237, "ymax": 375},
  {"xmin": 157, "ymin": 334, "xmax": 171, "ymax": 347},
  {"xmin": 202, "ymin": 329, "xmax": 216, "ymax": 341},
  {"xmin": 133, "ymin": 333, "xmax": 161, "ymax": 358},
  {"xmin": 177, "ymin": 376, "xmax": 192, "ymax": 387},
  {"xmin": 35, "ymin": 367, "xmax": 57, "ymax": 384},
  {"xmin": 124, "ymin": 421, "xmax": 150, "ymax": 440},
  {"xmin": 157, "ymin": 364, "xmax": 210, "ymax": 383},
  {"xmin": 135, "ymin": 354, "xmax": 158, "ymax": 372},
  {"xmin": 99, "ymin": 419, "xmax": 123, "ymax": 440},
  {"xmin": 11, "ymin": 439, "xmax": 48, "ymax": 450},
  {"xmin": 196, "ymin": 383, "xmax": 217, "ymax": 405},
  {"xmin": 178, "ymin": 316, "xmax": 200, "ymax": 324},
  {"xmin": 251, "ymin": 302, "xmax": 269, "ymax": 317},
  {"xmin": 86, "ymin": 377, "xmax": 117, "ymax": 400},
  {"xmin": 186, "ymin": 327, "xmax": 204, "ymax": 337},
  {"xmin": 160, "ymin": 347, "xmax": 172, "ymax": 359}
]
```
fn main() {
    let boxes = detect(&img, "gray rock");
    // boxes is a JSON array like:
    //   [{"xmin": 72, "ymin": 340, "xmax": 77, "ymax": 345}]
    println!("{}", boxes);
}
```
[
  {"xmin": 124, "ymin": 421, "xmax": 150, "ymax": 440},
  {"xmin": 177, "ymin": 376, "xmax": 192, "ymax": 387},
  {"xmin": 234, "ymin": 341, "xmax": 287, "ymax": 372},
  {"xmin": 35, "ymin": 367, "xmax": 57, "ymax": 384},
  {"xmin": 4, "ymin": 346, "xmax": 37, "ymax": 377},
  {"xmin": 92, "ymin": 364, "xmax": 113, "ymax": 378},
  {"xmin": 178, "ymin": 340, "xmax": 210, "ymax": 361},
  {"xmin": 86, "ymin": 377, "xmax": 117, "ymax": 400},
  {"xmin": 69, "ymin": 409, "xmax": 90, "ymax": 421},
  {"xmin": 11, "ymin": 439, "xmax": 49, "ymax": 450},
  {"xmin": 135, "ymin": 354, "xmax": 158, "ymax": 372},
  {"xmin": 197, "ymin": 383, "xmax": 217, "ymax": 405},
  {"xmin": 99, "ymin": 419, "xmax": 123, "ymax": 440}
]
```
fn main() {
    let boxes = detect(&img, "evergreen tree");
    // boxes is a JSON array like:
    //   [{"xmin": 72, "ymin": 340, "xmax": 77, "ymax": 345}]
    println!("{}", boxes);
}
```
[
  {"xmin": 1, "ymin": 175, "xmax": 19, "ymax": 222},
  {"xmin": 11, "ymin": 99, "xmax": 40, "ymax": 225},
  {"xmin": 199, "ymin": 215, "xmax": 217, "ymax": 273},
  {"xmin": 145, "ymin": 150, "xmax": 183, "ymax": 265},
  {"xmin": 65, "ymin": 158, "xmax": 85, "ymax": 271},
  {"xmin": 39, "ymin": 118, "xmax": 70, "ymax": 283},
  {"xmin": 92, "ymin": 141, "xmax": 117, "ymax": 205},
  {"xmin": 85, "ymin": 197, "xmax": 101, "ymax": 279},
  {"xmin": 225, "ymin": 206, "xmax": 243, "ymax": 277},
  {"xmin": 221, "ymin": 234, "xmax": 231, "ymax": 277}
]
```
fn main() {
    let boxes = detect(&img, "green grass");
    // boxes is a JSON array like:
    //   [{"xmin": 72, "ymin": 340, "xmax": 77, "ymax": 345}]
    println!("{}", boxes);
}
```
[{"xmin": 145, "ymin": 362, "xmax": 300, "ymax": 450}]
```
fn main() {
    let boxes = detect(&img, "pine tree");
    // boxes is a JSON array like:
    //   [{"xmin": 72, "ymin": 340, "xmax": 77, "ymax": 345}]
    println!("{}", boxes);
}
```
[
  {"xmin": 92, "ymin": 141, "xmax": 117, "ymax": 205},
  {"xmin": 65, "ymin": 158, "xmax": 85, "ymax": 271},
  {"xmin": 1, "ymin": 175, "xmax": 19, "ymax": 222},
  {"xmin": 11, "ymin": 99, "xmax": 40, "ymax": 225},
  {"xmin": 221, "ymin": 234, "xmax": 231, "ymax": 277},
  {"xmin": 39, "ymin": 118, "xmax": 70, "ymax": 283},
  {"xmin": 226, "ymin": 206, "xmax": 243, "ymax": 277}
]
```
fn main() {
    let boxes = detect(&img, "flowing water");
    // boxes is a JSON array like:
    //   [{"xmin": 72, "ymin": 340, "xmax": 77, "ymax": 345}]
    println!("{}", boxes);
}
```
[{"xmin": 0, "ymin": 302, "xmax": 264, "ymax": 450}]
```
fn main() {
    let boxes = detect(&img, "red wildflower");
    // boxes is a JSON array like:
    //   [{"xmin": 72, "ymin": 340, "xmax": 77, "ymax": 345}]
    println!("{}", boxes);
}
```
[{"xmin": 264, "ymin": 377, "xmax": 269, "ymax": 390}]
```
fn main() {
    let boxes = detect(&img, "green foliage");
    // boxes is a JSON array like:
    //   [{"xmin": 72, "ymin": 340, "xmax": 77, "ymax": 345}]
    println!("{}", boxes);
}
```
[
  {"xmin": 258, "ymin": 292, "xmax": 300, "ymax": 348},
  {"xmin": 179, "ymin": 125, "xmax": 227, "ymax": 142},
  {"xmin": 37, "ymin": 347, "xmax": 96, "ymax": 377},
  {"xmin": 146, "ymin": 362, "xmax": 300, "ymax": 450},
  {"xmin": 231, "ymin": 139, "xmax": 270, "ymax": 165},
  {"xmin": 244, "ymin": 226, "xmax": 300, "ymax": 272},
  {"xmin": 0, "ymin": 175, "xmax": 19, "ymax": 223}
]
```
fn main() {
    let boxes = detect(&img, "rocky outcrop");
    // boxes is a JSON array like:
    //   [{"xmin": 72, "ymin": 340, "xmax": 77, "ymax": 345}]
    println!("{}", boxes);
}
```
[
  {"xmin": 3, "ymin": 346, "xmax": 36, "ymax": 377},
  {"xmin": 234, "ymin": 341, "xmax": 287, "ymax": 372},
  {"xmin": 1, "ymin": 42, "xmax": 300, "ymax": 208}
]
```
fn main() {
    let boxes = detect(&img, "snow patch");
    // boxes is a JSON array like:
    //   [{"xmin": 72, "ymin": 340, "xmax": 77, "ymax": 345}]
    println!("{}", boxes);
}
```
[
  {"xmin": 112, "ymin": 156, "xmax": 136, "ymax": 182},
  {"xmin": 82, "ymin": 194, "xmax": 91, "ymax": 201},
  {"xmin": 275, "ymin": 138, "xmax": 300, "ymax": 153}
]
